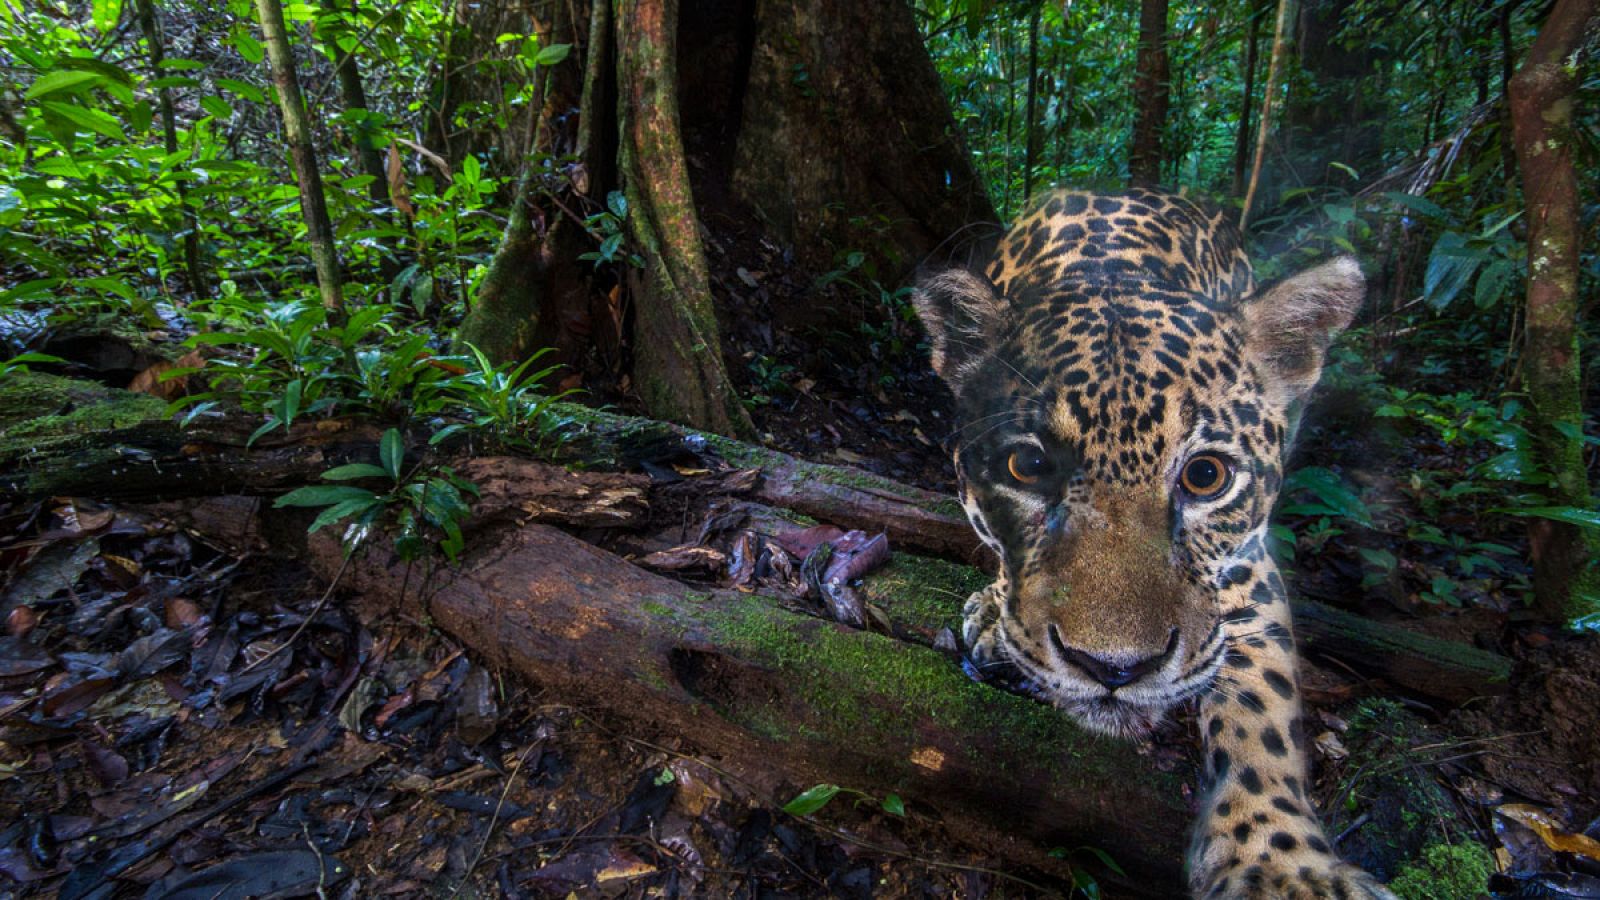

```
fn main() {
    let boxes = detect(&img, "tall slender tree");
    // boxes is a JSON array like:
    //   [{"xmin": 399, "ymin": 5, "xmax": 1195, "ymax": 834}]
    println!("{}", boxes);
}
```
[
  {"xmin": 1231, "ymin": 0, "xmax": 1265, "ymax": 196},
  {"xmin": 316, "ymin": 0, "xmax": 390, "ymax": 215},
  {"xmin": 1021, "ymin": 0, "xmax": 1043, "ymax": 202},
  {"xmin": 1508, "ymin": 0, "xmax": 1598, "ymax": 621},
  {"xmin": 134, "ymin": 0, "xmax": 207, "ymax": 300},
  {"xmin": 1128, "ymin": 0, "xmax": 1171, "ymax": 185},
  {"xmin": 256, "ymin": 0, "xmax": 343, "ymax": 310}
]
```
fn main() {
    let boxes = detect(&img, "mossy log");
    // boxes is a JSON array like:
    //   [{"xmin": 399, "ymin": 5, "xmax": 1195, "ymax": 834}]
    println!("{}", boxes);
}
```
[
  {"xmin": 306, "ymin": 521, "xmax": 1191, "ymax": 893},
  {"xmin": 0, "ymin": 374, "xmax": 1510, "ymax": 703}
]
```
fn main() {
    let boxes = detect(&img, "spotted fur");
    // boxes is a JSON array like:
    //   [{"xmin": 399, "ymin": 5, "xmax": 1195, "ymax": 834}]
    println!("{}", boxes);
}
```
[{"xmin": 916, "ymin": 189, "xmax": 1393, "ymax": 899}]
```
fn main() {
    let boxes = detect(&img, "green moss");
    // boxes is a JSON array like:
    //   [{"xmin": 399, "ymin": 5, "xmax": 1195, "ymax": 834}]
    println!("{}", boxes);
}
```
[
  {"xmin": 860, "ymin": 553, "xmax": 991, "ymax": 634},
  {"xmin": 696, "ymin": 592, "xmax": 1158, "ymax": 791},
  {"xmin": 1338, "ymin": 699, "xmax": 1470, "ymax": 877},
  {"xmin": 0, "ymin": 373, "xmax": 169, "ymax": 460},
  {"xmin": 1388, "ymin": 842, "xmax": 1494, "ymax": 900}
]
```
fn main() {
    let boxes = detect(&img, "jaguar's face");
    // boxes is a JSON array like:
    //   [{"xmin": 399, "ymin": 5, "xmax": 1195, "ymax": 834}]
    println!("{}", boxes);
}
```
[
  {"xmin": 949, "ymin": 288, "xmax": 1288, "ymax": 736},
  {"xmin": 916, "ymin": 189, "xmax": 1364, "ymax": 737}
]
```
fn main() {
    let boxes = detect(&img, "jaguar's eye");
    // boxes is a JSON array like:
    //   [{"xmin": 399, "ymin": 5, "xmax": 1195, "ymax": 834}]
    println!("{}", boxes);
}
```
[
  {"xmin": 1180, "ymin": 453, "xmax": 1232, "ymax": 498},
  {"xmin": 1007, "ymin": 448, "xmax": 1052, "ymax": 485}
]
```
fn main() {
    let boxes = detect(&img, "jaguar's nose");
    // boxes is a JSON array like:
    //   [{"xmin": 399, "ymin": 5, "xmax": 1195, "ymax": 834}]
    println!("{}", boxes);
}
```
[{"xmin": 1049, "ymin": 625, "xmax": 1178, "ymax": 689}]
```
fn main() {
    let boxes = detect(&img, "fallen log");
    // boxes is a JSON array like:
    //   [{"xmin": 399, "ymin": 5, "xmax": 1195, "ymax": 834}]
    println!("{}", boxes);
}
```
[
  {"xmin": 0, "ymin": 373, "xmax": 980, "ymax": 562},
  {"xmin": 1, "ymin": 373, "xmax": 1511, "ymax": 703},
  {"xmin": 306, "ymin": 521, "xmax": 1192, "ymax": 891}
]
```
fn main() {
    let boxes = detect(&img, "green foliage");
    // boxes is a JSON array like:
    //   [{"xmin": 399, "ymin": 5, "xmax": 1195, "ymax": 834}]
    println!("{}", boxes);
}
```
[
  {"xmin": 780, "ymin": 783, "xmax": 905, "ymax": 818},
  {"xmin": 174, "ymin": 296, "xmax": 459, "ymax": 440},
  {"xmin": 438, "ymin": 344, "xmax": 573, "ymax": 453},
  {"xmin": 1388, "ymin": 842, "xmax": 1494, "ymax": 900},
  {"xmin": 578, "ymin": 191, "xmax": 643, "ymax": 269},
  {"xmin": 275, "ymin": 427, "xmax": 478, "ymax": 562}
]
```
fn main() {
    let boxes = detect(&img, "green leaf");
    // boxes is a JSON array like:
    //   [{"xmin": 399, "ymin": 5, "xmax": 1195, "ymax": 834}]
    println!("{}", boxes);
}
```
[
  {"xmin": 233, "ymin": 28, "xmax": 265, "ymax": 64},
  {"xmin": 1553, "ymin": 421, "xmax": 1600, "ymax": 447},
  {"xmin": 1384, "ymin": 191, "xmax": 1451, "ymax": 223},
  {"xmin": 881, "ymin": 793, "xmax": 905, "ymax": 816},
  {"xmin": 82, "ymin": 276, "xmax": 138, "ymax": 301},
  {"xmin": 215, "ymin": 77, "xmax": 266, "ymax": 103},
  {"xmin": 1077, "ymin": 846, "xmax": 1126, "ymax": 877},
  {"xmin": 781, "ymin": 784, "xmax": 841, "ymax": 816},
  {"xmin": 274, "ymin": 485, "xmax": 381, "ymax": 508},
  {"xmin": 429, "ymin": 423, "xmax": 468, "ymax": 446},
  {"xmin": 1474, "ymin": 449, "xmax": 1540, "ymax": 483},
  {"xmin": 200, "ymin": 95, "xmax": 233, "ymax": 119},
  {"xmin": 322, "ymin": 463, "xmax": 390, "ymax": 481},
  {"xmin": 41, "ymin": 101, "xmax": 127, "ymax": 142},
  {"xmin": 1423, "ymin": 232, "xmax": 1484, "ymax": 311},
  {"xmin": 1473, "ymin": 258, "xmax": 1517, "ymax": 309},
  {"xmin": 1283, "ymin": 467, "xmax": 1372, "ymax": 528},
  {"xmin": 91, "ymin": 0, "xmax": 124, "ymax": 32},
  {"xmin": 380, "ymin": 428, "xmax": 404, "ymax": 480},
  {"xmin": 1357, "ymin": 548, "xmax": 1396, "ymax": 572},
  {"xmin": 26, "ymin": 70, "xmax": 103, "ymax": 99},
  {"xmin": 535, "ymin": 42, "xmax": 571, "ymax": 65},
  {"xmin": 606, "ymin": 190, "xmax": 627, "ymax": 219},
  {"xmin": 307, "ymin": 496, "xmax": 383, "ymax": 533},
  {"xmin": 1494, "ymin": 506, "xmax": 1600, "ymax": 530}
]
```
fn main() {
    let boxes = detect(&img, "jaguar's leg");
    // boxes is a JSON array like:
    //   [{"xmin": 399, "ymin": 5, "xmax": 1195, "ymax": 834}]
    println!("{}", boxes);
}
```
[{"xmin": 1188, "ymin": 572, "xmax": 1396, "ymax": 900}]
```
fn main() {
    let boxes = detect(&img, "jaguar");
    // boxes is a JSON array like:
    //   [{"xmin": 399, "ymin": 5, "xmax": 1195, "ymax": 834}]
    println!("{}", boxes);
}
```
[{"xmin": 913, "ymin": 188, "xmax": 1395, "ymax": 899}]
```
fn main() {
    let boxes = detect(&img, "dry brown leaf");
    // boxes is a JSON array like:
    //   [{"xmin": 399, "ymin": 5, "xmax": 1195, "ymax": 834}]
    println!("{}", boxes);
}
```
[{"xmin": 1495, "ymin": 803, "xmax": 1600, "ymax": 862}]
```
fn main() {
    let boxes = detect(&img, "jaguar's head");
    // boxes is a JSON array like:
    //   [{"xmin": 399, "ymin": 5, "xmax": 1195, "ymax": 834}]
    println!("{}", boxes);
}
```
[{"xmin": 916, "ymin": 191, "xmax": 1363, "ymax": 737}]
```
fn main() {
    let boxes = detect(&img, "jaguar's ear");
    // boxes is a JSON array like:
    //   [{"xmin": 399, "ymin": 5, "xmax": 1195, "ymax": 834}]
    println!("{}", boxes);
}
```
[
  {"xmin": 1242, "ymin": 256, "xmax": 1365, "ymax": 403},
  {"xmin": 912, "ymin": 269, "xmax": 1007, "ymax": 388}
]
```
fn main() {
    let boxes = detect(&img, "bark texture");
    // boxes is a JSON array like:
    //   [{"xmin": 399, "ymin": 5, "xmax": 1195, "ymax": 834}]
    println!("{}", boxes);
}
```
[
  {"xmin": 309, "ymin": 520, "xmax": 1190, "ymax": 892},
  {"xmin": 724, "ymin": 0, "xmax": 998, "ymax": 272},
  {"xmin": 256, "ymin": 0, "xmax": 343, "ymax": 310},
  {"xmin": 1508, "ymin": 0, "xmax": 1599, "ymax": 621},
  {"xmin": 1128, "ymin": 0, "xmax": 1172, "ymax": 186},
  {"xmin": 616, "ymin": 0, "xmax": 753, "ymax": 437}
]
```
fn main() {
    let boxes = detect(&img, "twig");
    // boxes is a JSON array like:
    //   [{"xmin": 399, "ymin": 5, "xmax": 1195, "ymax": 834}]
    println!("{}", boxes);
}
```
[
  {"xmin": 239, "ymin": 538, "xmax": 359, "ymax": 674},
  {"xmin": 447, "ymin": 741, "xmax": 540, "ymax": 900}
]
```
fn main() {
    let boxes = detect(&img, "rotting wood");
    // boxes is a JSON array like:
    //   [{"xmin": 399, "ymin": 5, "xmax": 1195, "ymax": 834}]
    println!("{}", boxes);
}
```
[
  {"xmin": 0, "ymin": 375, "xmax": 1513, "ymax": 701},
  {"xmin": 304, "ymin": 521, "xmax": 1191, "ymax": 894}
]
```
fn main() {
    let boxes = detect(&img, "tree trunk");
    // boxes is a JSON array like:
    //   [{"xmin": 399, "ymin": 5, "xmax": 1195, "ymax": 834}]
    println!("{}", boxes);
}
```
[
  {"xmin": 1240, "ymin": 0, "xmax": 1293, "ymax": 232},
  {"xmin": 421, "ymin": 0, "xmax": 530, "ymax": 170},
  {"xmin": 724, "ymin": 0, "xmax": 995, "ymax": 272},
  {"xmin": 1508, "ymin": 0, "xmax": 1599, "ymax": 622},
  {"xmin": 453, "ymin": 0, "xmax": 603, "ymax": 372},
  {"xmin": 1280, "ymin": 0, "xmax": 1388, "ymax": 186},
  {"xmin": 1232, "ymin": 0, "xmax": 1264, "ymax": 196},
  {"xmin": 317, "ymin": 0, "xmax": 390, "ymax": 215},
  {"xmin": 1128, "ymin": 0, "xmax": 1171, "ymax": 186},
  {"xmin": 460, "ymin": 0, "xmax": 994, "ymax": 427},
  {"xmin": 255, "ymin": 0, "xmax": 343, "ymax": 310},
  {"xmin": 615, "ymin": 0, "xmax": 753, "ymax": 438},
  {"xmin": 1021, "ymin": 0, "xmax": 1043, "ymax": 203},
  {"xmin": 134, "ymin": 0, "xmax": 207, "ymax": 301}
]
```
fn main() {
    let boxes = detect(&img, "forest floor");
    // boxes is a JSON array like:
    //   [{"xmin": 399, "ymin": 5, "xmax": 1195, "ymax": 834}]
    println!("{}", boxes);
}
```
[{"xmin": 4, "ymin": 223, "xmax": 1600, "ymax": 899}]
